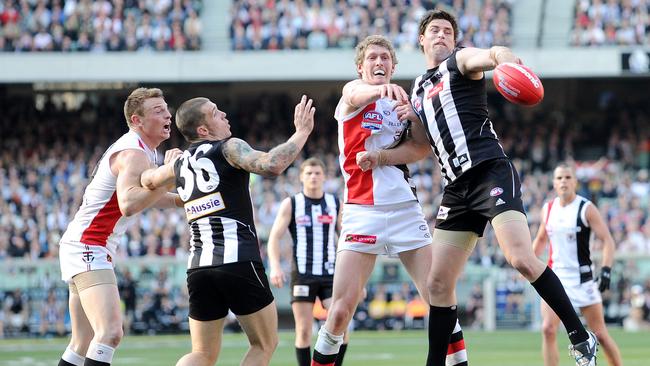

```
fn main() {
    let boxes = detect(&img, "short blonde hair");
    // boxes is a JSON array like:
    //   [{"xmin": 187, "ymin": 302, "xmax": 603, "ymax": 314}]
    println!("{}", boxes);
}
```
[
  {"xmin": 123, "ymin": 87, "xmax": 164, "ymax": 127},
  {"xmin": 354, "ymin": 35, "xmax": 398, "ymax": 76}
]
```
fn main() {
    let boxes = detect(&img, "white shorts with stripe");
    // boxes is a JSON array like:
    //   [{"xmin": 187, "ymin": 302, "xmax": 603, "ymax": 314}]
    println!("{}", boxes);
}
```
[
  {"xmin": 553, "ymin": 267, "xmax": 602, "ymax": 308},
  {"xmin": 338, "ymin": 200, "xmax": 431, "ymax": 255},
  {"xmin": 59, "ymin": 241, "xmax": 115, "ymax": 282}
]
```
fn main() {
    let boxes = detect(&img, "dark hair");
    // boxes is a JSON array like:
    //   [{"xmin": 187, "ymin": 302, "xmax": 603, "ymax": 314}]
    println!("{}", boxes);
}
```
[
  {"xmin": 418, "ymin": 10, "xmax": 459, "ymax": 51},
  {"xmin": 175, "ymin": 97, "xmax": 209, "ymax": 142}
]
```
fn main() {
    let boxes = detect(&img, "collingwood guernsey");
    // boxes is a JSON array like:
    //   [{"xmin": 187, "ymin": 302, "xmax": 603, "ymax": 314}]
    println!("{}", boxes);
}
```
[
  {"xmin": 410, "ymin": 48, "xmax": 507, "ymax": 185},
  {"xmin": 288, "ymin": 192, "xmax": 340, "ymax": 276},
  {"xmin": 175, "ymin": 139, "xmax": 261, "ymax": 269}
]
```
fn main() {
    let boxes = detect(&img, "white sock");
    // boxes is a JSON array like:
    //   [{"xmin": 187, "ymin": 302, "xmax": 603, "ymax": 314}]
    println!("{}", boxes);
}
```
[
  {"xmin": 62, "ymin": 347, "xmax": 85, "ymax": 366},
  {"xmin": 86, "ymin": 342, "xmax": 115, "ymax": 364},
  {"xmin": 313, "ymin": 326, "xmax": 344, "ymax": 355}
]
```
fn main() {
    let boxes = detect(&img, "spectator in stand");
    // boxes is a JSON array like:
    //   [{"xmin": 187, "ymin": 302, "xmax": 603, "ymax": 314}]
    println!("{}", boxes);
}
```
[
  {"xmin": 0, "ymin": 0, "xmax": 202, "ymax": 52},
  {"xmin": 230, "ymin": 0, "xmax": 512, "ymax": 51}
]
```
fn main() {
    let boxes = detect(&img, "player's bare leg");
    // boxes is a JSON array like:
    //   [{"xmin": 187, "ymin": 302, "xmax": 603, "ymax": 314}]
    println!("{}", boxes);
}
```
[
  {"xmin": 582, "ymin": 303, "xmax": 622, "ymax": 366},
  {"xmin": 312, "ymin": 250, "xmax": 375, "ymax": 365},
  {"xmin": 176, "ymin": 318, "xmax": 225, "ymax": 366},
  {"xmin": 238, "ymin": 301, "xmax": 279, "ymax": 366},
  {"xmin": 541, "ymin": 300, "xmax": 562, "ymax": 366},
  {"xmin": 77, "ymin": 273, "xmax": 123, "ymax": 365},
  {"xmin": 293, "ymin": 301, "xmax": 315, "ymax": 348},
  {"xmin": 399, "ymin": 245, "xmax": 432, "ymax": 302},
  {"xmin": 59, "ymin": 287, "xmax": 93, "ymax": 366}
]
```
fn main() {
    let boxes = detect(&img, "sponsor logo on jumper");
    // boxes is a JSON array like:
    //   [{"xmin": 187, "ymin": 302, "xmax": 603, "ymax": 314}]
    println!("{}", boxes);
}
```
[
  {"xmin": 317, "ymin": 214, "xmax": 333, "ymax": 224},
  {"xmin": 437, "ymin": 206, "xmax": 450, "ymax": 220},
  {"xmin": 296, "ymin": 215, "xmax": 312, "ymax": 226},
  {"xmin": 490, "ymin": 187, "xmax": 504, "ymax": 197},
  {"xmin": 496, "ymin": 198, "xmax": 506, "ymax": 206},
  {"xmin": 427, "ymin": 82, "xmax": 444, "ymax": 99},
  {"xmin": 361, "ymin": 111, "xmax": 383, "ymax": 130},
  {"xmin": 345, "ymin": 234, "xmax": 377, "ymax": 244},
  {"xmin": 184, "ymin": 192, "xmax": 226, "ymax": 221}
]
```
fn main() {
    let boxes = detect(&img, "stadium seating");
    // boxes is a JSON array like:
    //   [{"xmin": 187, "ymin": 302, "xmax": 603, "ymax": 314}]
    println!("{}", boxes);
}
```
[
  {"xmin": 570, "ymin": 0, "xmax": 649, "ymax": 46},
  {"xmin": 0, "ymin": 0, "xmax": 203, "ymax": 52}
]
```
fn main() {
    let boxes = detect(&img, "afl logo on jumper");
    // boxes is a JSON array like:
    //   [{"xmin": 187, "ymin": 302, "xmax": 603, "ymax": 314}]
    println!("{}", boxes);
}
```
[
  {"xmin": 362, "ymin": 111, "xmax": 383, "ymax": 130},
  {"xmin": 412, "ymin": 97, "xmax": 423, "ymax": 112}
]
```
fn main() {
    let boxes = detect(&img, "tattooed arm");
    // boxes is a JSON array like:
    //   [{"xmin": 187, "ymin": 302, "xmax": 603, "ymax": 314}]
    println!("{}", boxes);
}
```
[{"xmin": 223, "ymin": 95, "xmax": 315, "ymax": 177}]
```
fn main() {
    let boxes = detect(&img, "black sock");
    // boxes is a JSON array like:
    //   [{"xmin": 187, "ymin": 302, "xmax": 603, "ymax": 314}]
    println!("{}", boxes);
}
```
[
  {"xmin": 426, "ymin": 305, "xmax": 457, "ymax": 366},
  {"xmin": 296, "ymin": 346, "xmax": 311, "ymax": 366},
  {"xmin": 335, "ymin": 343, "xmax": 348, "ymax": 366},
  {"xmin": 83, "ymin": 359, "xmax": 110, "ymax": 366},
  {"xmin": 58, "ymin": 360, "xmax": 77, "ymax": 366},
  {"xmin": 313, "ymin": 349, "xmax": 338, "ymax": 366},
  {"xmin": 531, "ymin": 267, "xmax": 588, "ymax": 344}
]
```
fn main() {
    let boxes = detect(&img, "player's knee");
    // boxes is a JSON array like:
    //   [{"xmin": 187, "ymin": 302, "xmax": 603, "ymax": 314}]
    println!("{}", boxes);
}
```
[
  {"xmin": 509, "ymin": 256, "xmax": 536, "ymax": 279},
  {"xmin": 97, "ymin": 325, "xmax": 123, "ymax": 347},
  {"xmin": 295, "ymin": 326, "xmax": 312, "ymax": 344},
  {"xmin": 427, "ymin": 275, "xmax": 452, "ymax": 298},
  {"xmin": 592, "ymin": 328, "xmax": 608, "ymax": 343},
  {"xmin": 329, "ymin": 302, "xmax": 353, "ymax": 327},
  {"xmin": 541, "ymin": 322, "xmax": 558, "ymax": 339}
]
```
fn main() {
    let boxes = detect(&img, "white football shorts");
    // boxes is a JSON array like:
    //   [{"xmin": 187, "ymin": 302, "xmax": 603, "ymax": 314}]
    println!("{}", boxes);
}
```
[
  {"xmin": 338, "ymin": 200, "xmax": 431, "ymax": 255},
  {"xmin": 59, "ymin": 241, "xmax": 115, "ymax": 282},
  {"xmin": 553, "ymin": 267, "xmax": 602, "ymax": 308}
]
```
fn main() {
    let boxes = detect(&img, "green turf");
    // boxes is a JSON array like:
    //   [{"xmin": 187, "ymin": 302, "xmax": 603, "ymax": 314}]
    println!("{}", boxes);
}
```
[{"xmin": 0, "ymin": 329, "xmax": 646, "ymax": 365}]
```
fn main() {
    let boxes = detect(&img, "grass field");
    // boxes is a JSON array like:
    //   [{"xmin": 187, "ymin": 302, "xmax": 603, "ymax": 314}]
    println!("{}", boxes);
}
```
[{"xmin": 0, "ymin": 329, "xmax": 647, "ymax": 365}]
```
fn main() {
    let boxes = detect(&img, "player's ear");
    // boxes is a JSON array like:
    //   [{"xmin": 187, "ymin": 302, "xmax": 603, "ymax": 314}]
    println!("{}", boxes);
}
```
[{"xmin": 196, "ymin": 124, "xmax": 208, "ymax": 137}]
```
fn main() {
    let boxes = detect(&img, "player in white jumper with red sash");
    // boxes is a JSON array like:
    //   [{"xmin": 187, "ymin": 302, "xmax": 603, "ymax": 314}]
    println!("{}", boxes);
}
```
[
  {"xmin": 311, "ymin": 35, "xmax": 468, "ymax": 366},
  {"xmin": 533, "ymin": 163, "xmax": 622, "ymax": 366},
  {"xmin": 57, "ymin": 88, "xmax": 182, "ymax": 366}
]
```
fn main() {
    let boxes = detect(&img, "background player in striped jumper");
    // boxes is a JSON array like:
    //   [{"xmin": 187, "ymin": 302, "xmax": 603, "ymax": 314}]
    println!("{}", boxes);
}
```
[
  {"xmin": 311, "ymin": 35, "xmax": 468, "ymax": 366},
  {"xmin": 57, "ymin": 88, "xmax": 183, "ymax": 366},
  {"xmin": 267, "ymin": 157, "xmax": 347, "ymax": 366},
  {"xmin": 533, "ymin": 163, "xmax": 623, "ymax": 366},
  {"xmin": 140, "ymin": 95, "xmax": 315, "ymax": 366},
  {"xmin": 356, "ymin": 10, "xmax": 598, "ymax": 366}
]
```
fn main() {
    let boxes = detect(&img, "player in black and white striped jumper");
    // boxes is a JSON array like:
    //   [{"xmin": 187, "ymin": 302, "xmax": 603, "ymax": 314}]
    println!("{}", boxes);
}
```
[
  {"xmin": 357, "ymin": 9, "xmax": 597, "ymax": 366},
  {"xmin": 140, "ymin": 95, "xmax": 315, "ymax": 366},
  {"xmin": 267, "ymin": 157, "xmax": 347, "ymax": 366}
]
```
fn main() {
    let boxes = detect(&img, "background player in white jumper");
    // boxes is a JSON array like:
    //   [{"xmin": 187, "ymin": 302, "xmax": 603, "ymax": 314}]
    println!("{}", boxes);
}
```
[
  {"xmin": 533, "ymin": 163, "xmax": 623, "ymax": 366},
  {"xmin": 141, "ymin": 95, "xmax": 315, "ymax": 366},
  {"xmin": 311, "ymin": 35, "xmax": 468, "ymax": 366},
  {"xmin": 267, "ymin": 157, "xmax": 347, "ymax": 366},
  {"xmin": 57, "ymin": 87, "xmax": 182, "ymax": 366}
]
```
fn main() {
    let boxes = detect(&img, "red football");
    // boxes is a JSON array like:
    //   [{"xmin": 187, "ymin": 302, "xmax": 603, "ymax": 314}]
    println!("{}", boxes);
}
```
[{"xmin": 492, "ymin": 63, "xmax": 544, "ymax": 106}]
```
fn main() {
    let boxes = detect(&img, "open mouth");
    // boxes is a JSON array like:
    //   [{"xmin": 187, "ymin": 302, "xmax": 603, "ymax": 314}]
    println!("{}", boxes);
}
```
[
  {"xmin": 163, "ymin": 124, "xmax": 171, "ymax": 132},
  {"xmin": 373, "ymin": 69, "xmax": 386, "ymax": 76}
]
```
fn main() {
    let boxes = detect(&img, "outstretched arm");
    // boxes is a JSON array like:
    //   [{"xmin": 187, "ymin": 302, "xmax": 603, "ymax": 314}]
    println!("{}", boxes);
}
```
[
  {"xmin": 342, "ymin": 79, "xmax": 409, "ymax": 111},
  {"xmin": 267, "ymin": 198, "xmax": 292, "ymax": 288},
  {"xmin": 456, "ymin": 46, "xmax": 521, "ymax": 79},
  {"xmin": 223, "ymin": 95, "xmax": 315, "ymax": 177}
]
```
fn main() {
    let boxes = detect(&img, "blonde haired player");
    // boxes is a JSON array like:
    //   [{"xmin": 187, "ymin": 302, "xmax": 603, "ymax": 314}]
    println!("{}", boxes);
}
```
[
  {"xmin": 533, "ymin": 163, "xmax": 623, "ymax": 366},
  {"xmin": 57, "ymin": 88, "xmax": 182, "ymax": 366}
]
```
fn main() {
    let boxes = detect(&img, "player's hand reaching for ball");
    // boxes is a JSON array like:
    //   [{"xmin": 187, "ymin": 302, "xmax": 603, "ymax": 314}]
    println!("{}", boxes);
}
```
[{"xmin": 294, "ymin": 95, "xmax": 315, "ymax": 135}]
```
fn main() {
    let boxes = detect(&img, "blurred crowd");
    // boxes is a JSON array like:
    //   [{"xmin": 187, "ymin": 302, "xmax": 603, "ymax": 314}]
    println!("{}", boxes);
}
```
[
  {"xmin": 0, "ymin": 0, "xmax": 203, "ymax": 52},
  {"xmin": 229, "ymin": 0, "xmax": 513, "ymax": 51},
  {"xmin": 0, "ymin": 88, "xmax": 649, "ymax": 337},
  {"xmin": 571, "ymin": 0, "xmax": 650, "ymax": 46}
]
